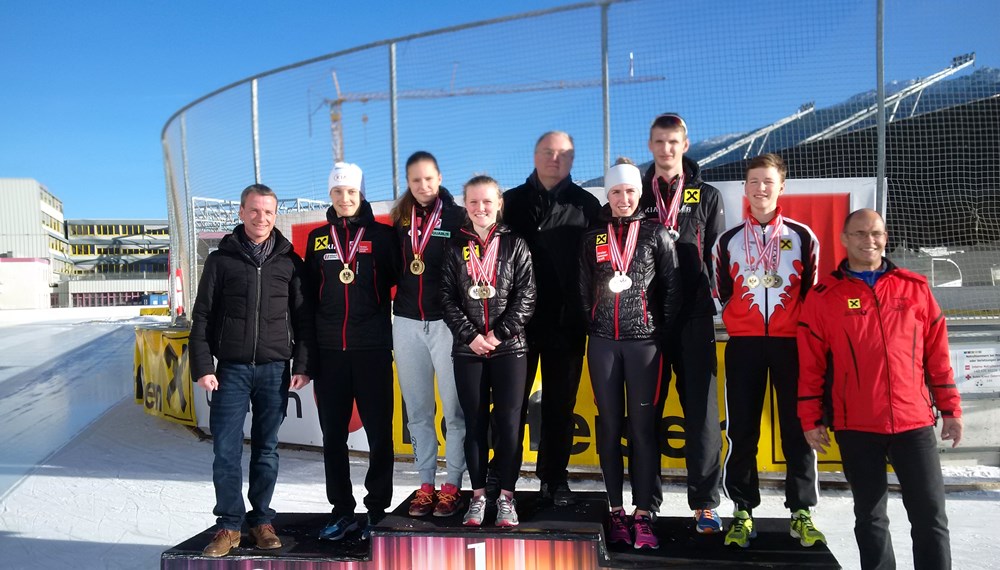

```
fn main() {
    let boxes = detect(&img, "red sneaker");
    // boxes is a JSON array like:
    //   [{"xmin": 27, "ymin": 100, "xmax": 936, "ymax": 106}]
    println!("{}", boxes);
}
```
[
  {"xmin": 433, "ymin": 483, "xmax": 463, "ymax": 517},
  {"xmin": 408, "ymin": 483, "xmax": 435, "ymax": 517}
]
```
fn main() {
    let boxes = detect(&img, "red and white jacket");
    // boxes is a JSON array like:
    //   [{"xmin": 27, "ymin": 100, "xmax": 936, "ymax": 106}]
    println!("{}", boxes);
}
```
[
  {"xmin": 715, "ymin": 208, "xmax": 818, "ymax": 338},
  {"xmin": 797, "ymin": 260, "xmax": 962, "ymax": 434}
]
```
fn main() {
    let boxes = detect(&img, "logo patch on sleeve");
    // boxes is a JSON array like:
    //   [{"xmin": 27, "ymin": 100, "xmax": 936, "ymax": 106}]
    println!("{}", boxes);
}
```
[
  {"xmin": 314, "ymin": 235, "xmax": 329, "ymax": 251},
  {"xmin": 683, "ymin": 188, "xmax": 700, "ymax": 204},
  {"xmin": 595, "ymin": 233, "xmax": 608, "ymax": 245},
  {"xmin": 780, "ymin": 238, "xmax": 793, "ymax": 250}
]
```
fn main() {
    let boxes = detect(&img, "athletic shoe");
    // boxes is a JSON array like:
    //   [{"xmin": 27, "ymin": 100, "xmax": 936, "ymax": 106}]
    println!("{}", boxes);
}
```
[
  {"xmin": 495, "ymin": 495, "xmax": 520, "ymax": 527},
  {"xmin": 724, "ymin": 510, "xmax": 756, "ymax": 548},
  {"xmin": 790, "ymin": 509, "xmax": 827, "ymax": 547},
  {"xmin": 318, "ymin": 514, "xmax": 359, "ymax": 541},
  {"xmin": 607, "ymin": 510, "xmax": 633, "ymax": 545},
  {"xmin": 361, "ymin": 511, "xmax": 385, "ymax": 541},
  {"xmin": 463, "ymin": 494, "xmax": 487, "ymax": 527},
  {"xmin": 694, "ymin": 508, "xmax": 723, "ymax": 534},
  {"xmin": 408, "ymin": 483, "xmax": 436, "ymax": 517},
  {"xmin": 541, "ymin": 481, "xmax": 575, "ymax": 506},
  {"xmin": 249, "ymin": 524, "xmax": 281, "ymax": 549},
  {"xmin": 433, "ymin": 483, "xmax": 462, "ymax": 517},
  {"xmin": 202, "ymin": 528, "xmax": 241, "ymax": 557},
  {"xmin": 632, "ymin": 514, "xmax": 659, "ymax": 550}
]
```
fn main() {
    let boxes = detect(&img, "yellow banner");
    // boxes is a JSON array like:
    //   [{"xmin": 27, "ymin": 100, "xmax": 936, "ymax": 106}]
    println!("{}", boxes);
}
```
[{"xmin": 134, "ymin": 327, "xmax": 196, "ymax": 426}]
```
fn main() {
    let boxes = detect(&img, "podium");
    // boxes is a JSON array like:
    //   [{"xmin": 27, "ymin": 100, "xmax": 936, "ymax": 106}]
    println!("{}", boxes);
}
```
[{"xmin": 162, "ymin": 492, "xmax": 841, "ymax": 569}]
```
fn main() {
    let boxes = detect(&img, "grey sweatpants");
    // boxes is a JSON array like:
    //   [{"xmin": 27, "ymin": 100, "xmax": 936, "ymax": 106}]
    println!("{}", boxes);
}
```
[{"xmin": 392, "ymin": 316, "xmax": 466, "ymax": 487}]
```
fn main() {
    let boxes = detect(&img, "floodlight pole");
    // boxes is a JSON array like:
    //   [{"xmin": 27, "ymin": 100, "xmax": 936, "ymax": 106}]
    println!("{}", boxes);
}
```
[{"xmin": 389, "ymin": 43, "xmax": 400, "ymax": 199}]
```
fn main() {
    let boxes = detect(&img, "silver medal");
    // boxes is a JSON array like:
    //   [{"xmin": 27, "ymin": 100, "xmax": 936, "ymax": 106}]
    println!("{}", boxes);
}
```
[
  {"xmin": 767, "ymin": 273, "xmax": 783, "ymax": 288},
  {"xmin": 667, "ymin": 228, "xmax": 680, "ymax": 241},
  {"xmin": 608, "ymin": 273, "xmax": 633, "ymax": 293},
  {"xmin": 746, "ymin": 273, "xmax": 760, "ymax": 288},
  {"xmin": 468, "ymin": 285, "xmax": 482, "ymax": 299}
]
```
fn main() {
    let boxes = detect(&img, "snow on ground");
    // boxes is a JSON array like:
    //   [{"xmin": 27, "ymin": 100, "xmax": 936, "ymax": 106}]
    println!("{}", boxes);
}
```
[{"xmin": 0, "ymin": 310, "xmax": 998, "ymax": 569}]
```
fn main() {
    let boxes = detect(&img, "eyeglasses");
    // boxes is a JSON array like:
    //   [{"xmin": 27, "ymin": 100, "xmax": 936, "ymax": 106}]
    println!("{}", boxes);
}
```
[
  {"xmin": 535, "ymin": 148, "xmax": 574, "ymax": 160},
  {"xmin": 847, "ymin": 230, "xmax": 887, "ymax": 240},
  {"xmin": 650, "ymin": 113, "xmax": 688, "ymax": 132}
]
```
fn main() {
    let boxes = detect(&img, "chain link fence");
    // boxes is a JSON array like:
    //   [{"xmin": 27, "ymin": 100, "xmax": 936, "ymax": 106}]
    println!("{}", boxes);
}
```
[{"xmin": 163, "ymin": 0, "xmax": 1000, "ymax": 321}]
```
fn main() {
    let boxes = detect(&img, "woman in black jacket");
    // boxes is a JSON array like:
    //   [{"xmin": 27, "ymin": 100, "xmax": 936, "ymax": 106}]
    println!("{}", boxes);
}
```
[
  {"xmin": 579, "ymin": 159, "xmax": 681, "ymax": 550},
  {"xmin": 440, "ymin": 175, "xmax": 536, "ymax": 528},
  {"xmin": 390, "ymin": 151, "xmax": 468, "ymax": 518},
  {"xmin": 302, "ymin": 162, "xmax": 401, "ymax": 542}
]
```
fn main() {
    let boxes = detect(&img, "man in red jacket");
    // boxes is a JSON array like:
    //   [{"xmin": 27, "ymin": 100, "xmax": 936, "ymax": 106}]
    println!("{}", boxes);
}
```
[{"xmin": 797, "ymin": 208, "xmax": 963, "ymax": 570}]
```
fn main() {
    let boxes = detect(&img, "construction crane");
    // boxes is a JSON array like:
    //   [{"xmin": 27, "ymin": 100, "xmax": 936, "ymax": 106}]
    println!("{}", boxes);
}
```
[{"xmin": 315, "ymin": 67, "xmax": 665, "ymax": 163}]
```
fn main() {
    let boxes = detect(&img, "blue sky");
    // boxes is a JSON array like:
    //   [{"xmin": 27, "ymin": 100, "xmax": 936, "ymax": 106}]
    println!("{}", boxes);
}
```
[{"xmin": 1, "ymin": 1, "xmax": 997, "ymax": 219}]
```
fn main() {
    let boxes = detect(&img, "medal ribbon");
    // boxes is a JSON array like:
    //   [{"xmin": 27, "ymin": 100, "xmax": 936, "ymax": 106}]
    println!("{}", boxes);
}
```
[
  {"xmin": 410, "ymin": 197, "xmax": 443, "ymax": 260},
  {"xmin": 607, "ymin": 220, "xmax": 641, "ymax": 275},
  {"xmin": 466, "ymin": 228, "xmax": 501, "ymax": 287},
  {"xmin": 652, "ymin": 173, "xmax": 685, "ymax": 231},
  {"xmin": 329, "ymin": 223, "xmax": 366, "ymax": 269},
  {"xmin": 743, "ymin": 213, "xmax": 784, "ymax": 274}
]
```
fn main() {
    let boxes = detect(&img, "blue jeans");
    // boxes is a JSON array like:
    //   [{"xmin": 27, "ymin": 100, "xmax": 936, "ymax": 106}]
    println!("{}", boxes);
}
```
[{"xmin": 210, "ymin": 360, "xmax": 290, "ymax": 530}]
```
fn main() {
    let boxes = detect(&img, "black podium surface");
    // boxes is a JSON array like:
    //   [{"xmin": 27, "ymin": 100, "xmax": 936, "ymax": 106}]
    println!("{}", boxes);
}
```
[{"xmin": 162, "ymin": 491, "xmax": 841, "ymax": 569}]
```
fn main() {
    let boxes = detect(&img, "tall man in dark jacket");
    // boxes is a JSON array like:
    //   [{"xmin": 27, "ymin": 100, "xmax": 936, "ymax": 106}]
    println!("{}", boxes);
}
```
[
  {"xmin": 189, "ymin": 184, "xmax": 314, "ymax": 557},
  {"xmin": 637, "ymin": 113, "xmax": 725, "ymax": 533},
  {"xmin": 504, "ymin": 131, "xmax": 601, "ymax": 505}
]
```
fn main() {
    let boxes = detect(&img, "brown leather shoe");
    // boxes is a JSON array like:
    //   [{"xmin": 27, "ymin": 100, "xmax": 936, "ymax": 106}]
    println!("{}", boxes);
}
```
[
  {"xmin": 202, "ymin": 528, "xmax": 241, "ymax": 557},
  {"xmin": 249, "ymin": 523, "xmax": 282, "ymax": 550}
]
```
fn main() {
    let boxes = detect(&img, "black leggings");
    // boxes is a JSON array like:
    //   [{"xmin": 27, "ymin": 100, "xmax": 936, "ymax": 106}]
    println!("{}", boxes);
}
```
[
  {"xmin": 454, "ymin": 353, "xmax": 528, "ymax": 492},
  {"xmin": 587, "ymin": 336, "xmax": 661, "ymax": 511}
]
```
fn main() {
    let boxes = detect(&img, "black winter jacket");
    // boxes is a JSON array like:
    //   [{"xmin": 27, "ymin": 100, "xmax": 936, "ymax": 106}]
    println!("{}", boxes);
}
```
[
  {"xmin": 638, "ymin": 156, "xmax": 724, "ymax": 319},
  {"xmin": 503, "ymin": 172, "xmax": 600, "ymax": 349},
  {"xmin": 579, "ymin": 207, "xmax": 682, "ymax": 341},
  {"xmin": 189, "ymin": 226, "xmax": 313, "ymax": 378},
  {"xmin": 303, "ymin": 201, "xmax": 400, "ymax": 351},
  {"xmin": 393, "ymin": 187, "xmax": 466, "ymax": 321},
  {"xmin": 440, "ymin": 224, "xmax": 536, "ymax": 358}
]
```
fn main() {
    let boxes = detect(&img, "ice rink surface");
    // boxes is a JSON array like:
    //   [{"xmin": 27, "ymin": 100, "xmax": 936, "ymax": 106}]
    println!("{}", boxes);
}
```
[{"xmin": 0, "ymin": 309, "xmax": 998, "ymax": 569}]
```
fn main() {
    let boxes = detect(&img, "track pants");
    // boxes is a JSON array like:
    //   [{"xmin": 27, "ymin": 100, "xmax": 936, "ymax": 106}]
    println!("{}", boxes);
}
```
[
  {"xmin": 587, "ymin": 336, "xmax": 661, "ymax": 511},
  {"xmin": 455, "ymin": 353, "xmax": 528, "ymax": 491},
  {"xmin": 642, "ymin": 314, "xmax": 722, "ymax": 511},
  {"xmin": 314, "ymin": 349, "xmax": 394, "ymax": 516},
  {"xmin": 722, "ymin": 336, "xmax": 818, "ymax": 513},
  {"xmin": 393, "ymin": 316, "xmax": 466, "ymax": 487},
  {"xmin": 836, "ymin": 427, "xmax": 951, "ymax": 570}
]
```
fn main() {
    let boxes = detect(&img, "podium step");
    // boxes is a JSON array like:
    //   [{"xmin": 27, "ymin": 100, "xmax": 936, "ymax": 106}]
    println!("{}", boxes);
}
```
[{"xmin": 162, "ymin": 491, "xmax": 840, "ymax": 569}]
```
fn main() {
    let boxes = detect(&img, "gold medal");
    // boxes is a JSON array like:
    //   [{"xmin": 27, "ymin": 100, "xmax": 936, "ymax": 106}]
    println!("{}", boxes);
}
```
[
  {"xmin": 410, "ymin": 257, "xmax": 425, "ymax": 275},
  {"xmin": 339, "ymin": 266, "xmax": 355, "ymax": 284}
]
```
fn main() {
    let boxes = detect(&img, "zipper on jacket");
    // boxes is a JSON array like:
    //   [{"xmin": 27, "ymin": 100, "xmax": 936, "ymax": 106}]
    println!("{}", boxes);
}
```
[
  {"xmin": 761, "ymin": 225, "xmax": 770, "ymax": 336},
  {"xmin": 252, "ymin": 265, "xmax": 262, "ymax": 364},
  {"xmin": 870, "ymin": 281, "xmax": 896, "ymax": 431},
  {"xmin": 342, "ymin": 220, "xmax": 350, "ymax": 351},
  {"xmin": 614, "ymin": 292, "xmax": 620, "ymax": 340},
  {"xmin": 641, "ymin": 290, "xmax": 648, "ymax": 326},
  {"xmin": 483, "ymin": 297, "xmax": 491, "ymax": 358}
]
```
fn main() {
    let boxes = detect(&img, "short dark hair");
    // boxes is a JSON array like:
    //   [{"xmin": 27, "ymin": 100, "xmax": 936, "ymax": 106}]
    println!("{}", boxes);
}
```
[
  {"xmin": 746, "ymin": 153, "xmax": 787, "ymax": 182},
  {"xmin": 240, "ymin": 184, "xmax": 277, "ymax": 207},
  {"xmin": 649, "ymin": 113, "xmax": 688, "ymax": 138}
]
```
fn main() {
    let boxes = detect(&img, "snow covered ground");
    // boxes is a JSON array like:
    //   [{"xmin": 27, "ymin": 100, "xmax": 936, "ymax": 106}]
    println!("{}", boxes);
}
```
[{"xmin": 0, "ymin": 310, "xmax": 998, "ymax": 569}]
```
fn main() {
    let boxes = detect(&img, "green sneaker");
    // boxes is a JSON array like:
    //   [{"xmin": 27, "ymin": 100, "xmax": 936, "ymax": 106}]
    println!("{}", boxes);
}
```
[
  {"xmin": 790, "ymin": 509, "xmax": 826, "ymax": 547},
  {"xmin": 724, "ymin": 510, "xmax": 756, "ymax": 548}
]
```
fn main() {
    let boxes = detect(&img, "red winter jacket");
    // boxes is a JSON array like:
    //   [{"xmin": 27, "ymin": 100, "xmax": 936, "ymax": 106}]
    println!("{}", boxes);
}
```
[{"xmin": 797, "ymin": 260, "xmax": 961, "ymax": 434}]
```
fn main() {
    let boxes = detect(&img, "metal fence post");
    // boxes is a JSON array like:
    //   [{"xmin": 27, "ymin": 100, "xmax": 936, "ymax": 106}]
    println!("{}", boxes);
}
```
[{"xmin": 390, "ymin": 43, "xmax": 400, "ymax": 199}]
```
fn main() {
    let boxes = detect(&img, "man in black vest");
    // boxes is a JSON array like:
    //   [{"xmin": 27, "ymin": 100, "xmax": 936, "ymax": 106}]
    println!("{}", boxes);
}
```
[{"xmin": 504, "ymin": 131, "xmax": 601, "ymax": 505}]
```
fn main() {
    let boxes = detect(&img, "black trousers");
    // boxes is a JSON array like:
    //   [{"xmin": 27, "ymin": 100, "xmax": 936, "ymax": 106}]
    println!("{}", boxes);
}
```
[
  {"xmin": 455, "ymin": 353, "xmax": 528, "ymax": 491},
  {"xmin": 641, "ymin": 314, "xmax": 722, "ymax": 511},
  {"xmin": 721, "ymin": 336, "xmax": 818, "ymax": 513},
  {"xmin": 314, "ymin": 349, "xmax": 394, "ymax": 516},
  {"xmin": 521, "ymin": 340, "xmax": 586, "ymax": 485},
  {"xmin": 836, "ymin": 427, "xmax": 951, "ymax": 570},
  {"xmin": 587, "ymin": 336, "xmax": 661, "ymax": 511}
]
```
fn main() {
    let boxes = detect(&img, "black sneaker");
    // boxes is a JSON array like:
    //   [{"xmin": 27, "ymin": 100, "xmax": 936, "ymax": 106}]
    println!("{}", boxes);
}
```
[
  {"xmin": 541, "ymin": 481, "xmax": 575, "ymax": 506},
  {"xmin": 361, "ymin": 511, "xmax": 385, "ymax": 541}
]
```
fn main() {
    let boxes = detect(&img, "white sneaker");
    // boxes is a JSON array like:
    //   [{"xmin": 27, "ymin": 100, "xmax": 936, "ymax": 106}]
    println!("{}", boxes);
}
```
[
  {"xmin": 463, "ymin": 494, "xmax": 487, "ymax": 526},
  {"xmin": 496, "ymin": 495, "xmax": 519, "ymax": 527}
]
